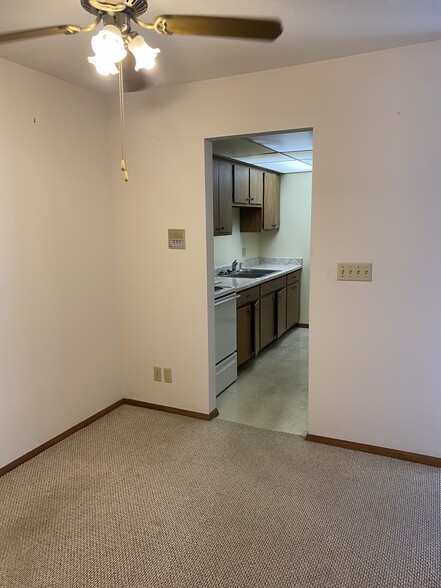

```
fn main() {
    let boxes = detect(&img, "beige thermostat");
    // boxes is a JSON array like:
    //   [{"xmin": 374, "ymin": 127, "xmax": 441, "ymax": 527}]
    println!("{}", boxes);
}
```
[{"xmin": 168, "ymin": 229, "xmax": 186, "ymax": 249}]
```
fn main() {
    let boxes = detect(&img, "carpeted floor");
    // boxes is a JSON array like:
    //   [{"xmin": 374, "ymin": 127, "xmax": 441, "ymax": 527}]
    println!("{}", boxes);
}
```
[{"xmin": 1, "ymin": 405, "xmax": 440, "ymax": 587}]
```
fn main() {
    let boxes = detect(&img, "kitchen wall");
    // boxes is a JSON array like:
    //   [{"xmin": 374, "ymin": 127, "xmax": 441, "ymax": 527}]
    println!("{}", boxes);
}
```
[
  {"xmin": 214, "ymin": 172, "xmax": 312, "ymax": 323},
  {"xmin": 213, "ymin": 208, "xmax": 259, "ymax": 267},
  {"xmin": 0, "ymin": 58, "xmax": 121, "ymax": 468},
  {"xmin": 110, "ymin": 39, "xmax": 441, "ymax": 457}
]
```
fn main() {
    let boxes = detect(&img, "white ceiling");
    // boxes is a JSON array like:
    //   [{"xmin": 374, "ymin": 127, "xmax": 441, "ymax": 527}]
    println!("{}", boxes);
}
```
[{"xmin": 0, "ymin": 1, "xmax": 441, "ymax": 94}]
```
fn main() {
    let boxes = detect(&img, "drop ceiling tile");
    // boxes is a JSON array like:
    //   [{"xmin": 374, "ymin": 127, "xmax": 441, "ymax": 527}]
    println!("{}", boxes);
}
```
[
  {"xmin": 212, "ymin": 138, "xmax": 273, "ymax": 158},
  {"xmin": 251, "ymin": 131, "xmax": 313, "ymax": 153},
  {"xmin": 285, "ymin": 150, "xmax": 313, "ymax": 160},
  {"xmin": 233, "ymin": 153, "xmax": 293, "ymax": 164},
  {"xmin": 258, "ymin": 160, "xmax": 313, "ymax": 174}
]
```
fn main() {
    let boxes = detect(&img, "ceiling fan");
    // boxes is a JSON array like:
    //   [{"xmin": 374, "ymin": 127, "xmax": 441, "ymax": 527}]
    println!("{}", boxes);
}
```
[
  {"xmin": 0, "ymin": 0, "xmax": 282, "ymax": 180},
  {"xmin": 0, "ymin": 1, "xmax": 283, "ymax": 87}
]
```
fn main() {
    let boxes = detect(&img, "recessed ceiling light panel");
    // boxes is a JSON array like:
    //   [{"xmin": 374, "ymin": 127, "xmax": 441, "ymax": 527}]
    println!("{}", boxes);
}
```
[
  {"xmin": 258, "ymin": 160, "xmax": 313, "ymax": 174},
  {"xmin": 233, "ymin": 153, "xmax": 293, "ymax": 164}
]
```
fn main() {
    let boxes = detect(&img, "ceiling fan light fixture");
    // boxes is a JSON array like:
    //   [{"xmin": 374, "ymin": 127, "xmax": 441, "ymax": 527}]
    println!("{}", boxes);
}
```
[
  {"xmin": 88, "ymin": 24, "xmax": 127, "ymax": 75},
  {"xmin": 126, "ymin": 33, "xmax": 160, "ymax": 71}
]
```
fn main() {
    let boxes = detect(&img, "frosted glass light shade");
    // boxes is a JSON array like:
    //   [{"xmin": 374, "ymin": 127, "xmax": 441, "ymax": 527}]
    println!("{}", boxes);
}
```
[
  {"xmin": 127, "ymin": 34, "xmax": 160, "ymax": 71},
  {"xmin": 88, "ymin": 24, "xmax": 127, "ymax": 76}
]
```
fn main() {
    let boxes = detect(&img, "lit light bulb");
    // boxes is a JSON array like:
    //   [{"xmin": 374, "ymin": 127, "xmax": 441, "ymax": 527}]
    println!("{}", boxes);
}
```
[
  {"xmin": 127, "ymin": 34, "xmax": 160, "ymax": 71},
  {"xmin": 88, "ymin": 55, "xmax": 119, "ymax": 76},
  {"xmin": 88, "ymin": 24, "xmax": 127, "ymax": 76}
]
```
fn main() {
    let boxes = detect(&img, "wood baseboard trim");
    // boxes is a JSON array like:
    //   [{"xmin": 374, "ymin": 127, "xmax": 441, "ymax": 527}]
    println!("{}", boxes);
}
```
[
  {"xmin": 1, "ymin": 398, "xmax": 218, "ymax": 477},
  {"xmin": 297, "ymin": 323, "xmax": 309, "ymax": 328},
  {"xmin": 123, "ymin": 398, "xmax": 219, "ymax": 421},
  {"xmin": 305, "ymin": 434, "xmax": 441, "ymax": 468},
  {"xmin": 0, "ymin": 399, "xmax": 125, "ymax": 478}
]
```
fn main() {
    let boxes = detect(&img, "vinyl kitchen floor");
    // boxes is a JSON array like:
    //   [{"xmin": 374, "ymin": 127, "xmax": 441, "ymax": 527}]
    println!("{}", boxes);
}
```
[{"xmin": 217, "ymin": 327, "xmax": 308, "ymax": 436}]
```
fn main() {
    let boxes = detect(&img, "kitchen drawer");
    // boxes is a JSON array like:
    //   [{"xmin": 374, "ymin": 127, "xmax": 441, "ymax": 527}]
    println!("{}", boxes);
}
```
[
  {"xmin": 237, "ymin": 286, "xmax": 259, "ymax": 308},
  {"xmin": 260, "ymin": 275, "xmax": 286, "ymax": 297},
  {"xmin": 287, "ymin": 270, "xmax": 301, "ymax": 285}
]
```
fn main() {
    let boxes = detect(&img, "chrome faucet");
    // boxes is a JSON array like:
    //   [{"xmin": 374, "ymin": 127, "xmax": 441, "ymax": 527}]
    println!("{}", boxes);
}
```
[{"xmin": 231, "ymin": 259, "xmax": 238, "ymax": 272}]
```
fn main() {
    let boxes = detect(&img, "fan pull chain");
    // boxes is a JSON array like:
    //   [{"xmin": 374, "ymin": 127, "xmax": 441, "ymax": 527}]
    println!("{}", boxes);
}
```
[{"xmin": 118, "ymin": 61, "xmax": 129, "ymax": 182}]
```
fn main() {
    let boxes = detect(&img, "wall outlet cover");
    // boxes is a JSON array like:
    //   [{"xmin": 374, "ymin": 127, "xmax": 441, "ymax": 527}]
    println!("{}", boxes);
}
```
[
  {"xmin": 164, "ymin": 368, "xmax": 172, "ymax": 384},
  {"xmin": 153, "ymin": 366, "xmax": 162, "ymax": 382}
]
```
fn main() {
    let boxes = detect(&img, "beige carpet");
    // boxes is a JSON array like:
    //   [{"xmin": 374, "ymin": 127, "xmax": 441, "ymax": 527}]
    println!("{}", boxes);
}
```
[{"xmin": 1, "ymin": 405, "xmax": 440, "ymax": 587}]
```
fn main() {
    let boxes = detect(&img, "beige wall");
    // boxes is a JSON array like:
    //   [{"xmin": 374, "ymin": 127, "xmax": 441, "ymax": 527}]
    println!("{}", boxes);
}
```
[
  {"xmin": 0, "ymin": 59, "xmax": 121, "ymax": 468},
  {"xmin": 3, "ymin": 38, "xmax": 441, "ymax": 466},
  {"xmin": 213, "ymin": 208, "xmax": 260, "ymax": 267},
  {"xmin": 260, "ymin": 172, "xmax": 312, "ymax": 324},
  {"xmin": 110, "ymin": 40, "xmax": 441, "ymax": 457}
]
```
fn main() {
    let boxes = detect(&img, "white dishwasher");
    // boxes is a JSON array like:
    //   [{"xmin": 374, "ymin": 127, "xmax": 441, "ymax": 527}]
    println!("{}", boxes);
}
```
[{"xmin": 215, "ymin": 287, "xmax": 239, "ymax": 395}]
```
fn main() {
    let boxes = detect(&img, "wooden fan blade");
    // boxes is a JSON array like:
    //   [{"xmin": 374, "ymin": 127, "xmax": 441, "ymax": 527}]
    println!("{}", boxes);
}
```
[
  {"xmin": 154, "ymin": 15, "xmax": 282, "ymax": 41},
  {"xmin": 0, "ymin": 25, "xmax": 77, "ymax": 44},
  {"xmin": 122, "ymin": 52, "xmax": 151, "ymax": 92}
]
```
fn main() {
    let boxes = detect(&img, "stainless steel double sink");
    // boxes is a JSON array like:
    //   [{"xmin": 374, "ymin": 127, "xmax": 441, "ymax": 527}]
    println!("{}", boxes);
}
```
[{"xmin": 218, "ymin": 269, "xmax": 278, "ymax": 279}]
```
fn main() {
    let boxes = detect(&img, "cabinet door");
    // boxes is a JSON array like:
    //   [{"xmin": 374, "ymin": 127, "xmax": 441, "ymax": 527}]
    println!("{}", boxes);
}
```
[
  {"xmin": 237, "ymin": 305, "xmax": 253, "ymax": 366},
  {"xmin": 277, "ymin": 287, "xmax": 287, "ymax": 338},
  {"xmin": 254, "ymin": 300, "xmax": 261, "ymax": 356},
  {"xmin": 217, "ymin": 159, "xmax": 232, "ymax": 234},
  {"xmin": 287, "ymin": 281, "xmax": 301, "ymax": 329},
  {"xmin": 249, "ymin": 168, "xmax": 263, "ymax": 206},
  {"xmin": 263, "ymin": 172, "xmax": 280, "ymax": 230},
  {"xmin": 233, "ymin": 164, "xmax": 250, "ymax": 204},
  {"xmin": 260, "ymin": 292, "xmax": 277, "ymax": 349}
]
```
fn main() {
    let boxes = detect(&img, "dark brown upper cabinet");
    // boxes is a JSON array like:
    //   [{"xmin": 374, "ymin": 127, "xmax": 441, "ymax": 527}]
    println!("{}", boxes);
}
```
[
  {"xmin": 239, "ymin": 171, "xmax": 280, "ymax": 233},
  {"xmin": 213, "ymin": 158, "xmax": 233, "ymax": 236},
  {"xmin": 233, "ymin": 165, "xmax": 263, "ymax": 207}
]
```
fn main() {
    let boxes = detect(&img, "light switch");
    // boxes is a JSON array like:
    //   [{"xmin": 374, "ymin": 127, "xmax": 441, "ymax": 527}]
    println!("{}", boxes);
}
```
[
  {"xmin": 168, "ymin": 229, "xmax": 186, "ymax": 249},
  {"xmin": 337, "ymin": 263, "xmax": 372, "ymax": 281}
]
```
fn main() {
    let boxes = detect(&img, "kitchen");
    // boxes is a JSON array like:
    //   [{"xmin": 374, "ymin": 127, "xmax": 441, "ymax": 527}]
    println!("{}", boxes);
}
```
[{"xmin": 212, "ymin": 130, "xmax": 312, "ymax": 435}]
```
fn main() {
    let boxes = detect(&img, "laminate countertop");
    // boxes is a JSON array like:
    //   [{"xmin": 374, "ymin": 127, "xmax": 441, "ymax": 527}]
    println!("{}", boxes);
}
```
[{"xmin": 214, "ymin": 262, "xmax": 302, "ymax": 294}]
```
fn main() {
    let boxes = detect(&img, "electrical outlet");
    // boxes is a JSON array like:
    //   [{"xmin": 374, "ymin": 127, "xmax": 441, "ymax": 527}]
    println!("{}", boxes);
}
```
[
  {"xmin": 337, "ymin": 263, "xmax": 373, "ymax": 281},
  {"xmin": 164, "ymin": 368, "xmax": 172, "ymax": 384},
  {"xmin": 242, "ymin": 247, "xmax": 246, "ymax": 257},
  {"xmin": 153, "ymin": 366, "xmax": 162, "ymax": 382}
]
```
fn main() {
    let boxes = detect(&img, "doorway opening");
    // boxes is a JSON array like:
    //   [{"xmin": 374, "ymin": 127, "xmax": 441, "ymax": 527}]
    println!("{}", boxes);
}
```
[{"xmin": 209, "ymin": 129, "xmax": 313, "ymax": 436}]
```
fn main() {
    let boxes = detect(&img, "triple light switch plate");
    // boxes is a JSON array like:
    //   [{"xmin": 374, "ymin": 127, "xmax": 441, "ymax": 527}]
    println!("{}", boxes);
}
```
[
  {"xmin": 168, "ymin": 229, "xmax": 186, "ymax": 249},
  {"xmin": 337, "ymin": 263, "xmax": 373, "ymax": 281}
]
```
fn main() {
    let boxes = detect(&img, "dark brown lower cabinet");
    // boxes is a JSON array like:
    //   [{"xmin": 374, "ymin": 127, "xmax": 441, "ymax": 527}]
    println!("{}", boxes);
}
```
[
  {"xmin": 236, "ymin": 286, "xmax": 260, "ymax": 367},
  {"xmin": 277, "ymin": 287, "xmax": 287, "ymax": 338},
  {"xmin": 237, "ymin": 305, "xmax": 253, "ymax": 366},
  {"xmin": 287, "ymin": 281, "xmax": 300, "ymax": 329},
  {"xmin": 260, "ymin": 292, "xmax": 277, "ymax": 349},
  {"xmin": 236, "ymin": 271, "xmax": 301, "ymax": 366}
]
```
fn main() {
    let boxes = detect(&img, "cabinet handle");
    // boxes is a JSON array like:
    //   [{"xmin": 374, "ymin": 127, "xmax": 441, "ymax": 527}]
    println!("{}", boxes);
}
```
[
  {"xmin": 220, "ymin": 226, "xmax": 224, "ymax": 230},
  {"xmin": 272, "ymin": 223, "xmax": 276, "ymax": 227}
]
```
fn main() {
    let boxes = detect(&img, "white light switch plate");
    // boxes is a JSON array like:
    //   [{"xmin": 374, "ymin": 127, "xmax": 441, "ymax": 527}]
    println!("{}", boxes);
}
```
[{"xmin": 337, "ymin": 263, "xmax": 373, "ymax": 281}]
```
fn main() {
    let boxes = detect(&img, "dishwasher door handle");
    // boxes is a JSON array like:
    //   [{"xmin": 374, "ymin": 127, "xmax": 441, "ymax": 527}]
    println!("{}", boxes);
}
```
[{"xmin": 214, "ymin": 293, "xmax": 241, "ymax": 306}]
